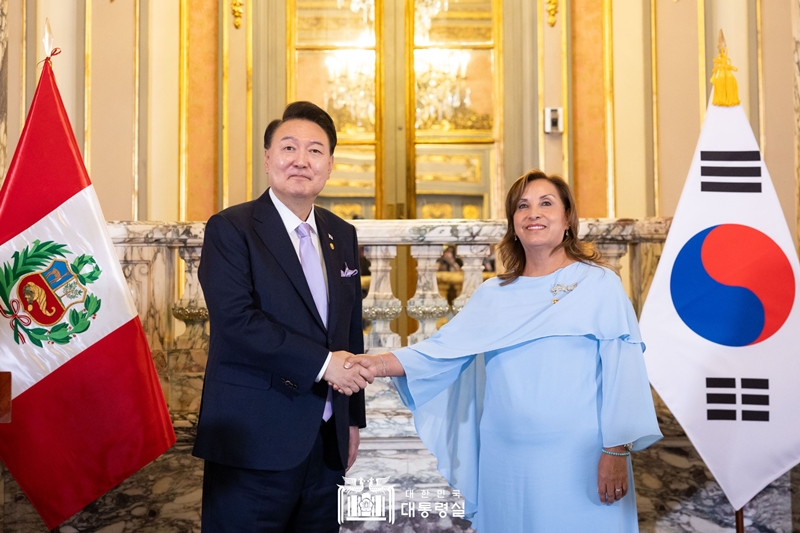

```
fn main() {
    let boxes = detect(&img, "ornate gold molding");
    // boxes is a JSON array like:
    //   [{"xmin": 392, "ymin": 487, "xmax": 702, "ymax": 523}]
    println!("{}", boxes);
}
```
[
  {"xmin": 421, "ymin": 203, "xmax": 454, "ymax": 219},
  {"xmin": 546, "ymin": 0, "xmax": 558, "ymax": 27},
  {"xmin": 232, "ymin": 1, "xmax": 244, "ymax": 29},
  {"xmin": 603, "ymin": 0, "xmax": 616, "ymax": 217}
]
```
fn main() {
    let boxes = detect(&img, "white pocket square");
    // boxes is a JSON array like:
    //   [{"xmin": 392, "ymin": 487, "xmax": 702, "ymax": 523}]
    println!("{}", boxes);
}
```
[{"xmin": 341, "ymin": 264, "xmax": 359, "ymax": 278}]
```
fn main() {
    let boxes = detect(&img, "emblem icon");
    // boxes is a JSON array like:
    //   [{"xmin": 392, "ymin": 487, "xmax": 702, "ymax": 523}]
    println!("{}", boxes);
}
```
[
  {"xmin": 337, "ymin": 476, "xmax": 396, "ymax": 524},
  {"xmin": 0, "ymin": 240, "xmax": 102, "ymax": 347}
]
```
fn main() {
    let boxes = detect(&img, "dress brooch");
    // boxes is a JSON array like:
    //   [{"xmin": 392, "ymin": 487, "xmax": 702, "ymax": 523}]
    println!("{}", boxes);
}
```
[{"xmin": 550, "ymin": 282, "xmax": 577, "ymax": 304}]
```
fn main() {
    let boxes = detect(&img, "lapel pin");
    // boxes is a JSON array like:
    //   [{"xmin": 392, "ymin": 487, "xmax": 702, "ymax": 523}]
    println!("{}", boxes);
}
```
[
  {"xmin": 330, "ymin": 243, "xmax": 335, "ymax": 250},
  {"xmin": 328, "ymin": 233, "xmax": 333, "ymax": 240}
]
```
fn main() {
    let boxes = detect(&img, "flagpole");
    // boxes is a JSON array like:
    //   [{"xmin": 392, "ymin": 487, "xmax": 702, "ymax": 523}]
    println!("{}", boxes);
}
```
[{"xmin": 735, "ymin": 508, "xmax": 744, "ymax": 533}]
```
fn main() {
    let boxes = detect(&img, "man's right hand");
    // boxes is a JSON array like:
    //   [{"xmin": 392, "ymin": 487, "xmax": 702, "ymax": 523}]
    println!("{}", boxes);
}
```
[{"xmin": 323, "ymin": 350, "xmax": 375, "ymax": 395}]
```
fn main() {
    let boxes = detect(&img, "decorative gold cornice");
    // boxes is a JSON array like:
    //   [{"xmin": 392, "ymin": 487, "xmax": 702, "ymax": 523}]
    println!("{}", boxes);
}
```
[
  {"xmin": 546, "ymin": 0, "xmax": 558, "ymax": 27},
  {"xmin": 232, "ymin": 1, "xmax": 244, "ymax": 29}
]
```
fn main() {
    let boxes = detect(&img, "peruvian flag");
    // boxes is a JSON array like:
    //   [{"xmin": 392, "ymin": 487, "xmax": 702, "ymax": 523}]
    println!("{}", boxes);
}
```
[{"xmin": 0, "ymin": 55, "xmax": 175, "ymax": 527}]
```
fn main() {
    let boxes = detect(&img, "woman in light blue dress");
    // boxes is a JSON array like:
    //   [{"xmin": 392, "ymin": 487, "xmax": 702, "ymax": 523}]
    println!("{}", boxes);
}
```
[{"xmin": 344, "ymin": 170, "xmax": 662, "ymax": 532}]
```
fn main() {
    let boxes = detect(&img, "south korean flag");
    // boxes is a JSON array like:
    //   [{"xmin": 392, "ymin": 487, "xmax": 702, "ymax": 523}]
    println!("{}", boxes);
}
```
[{"xmin": 639, "ymin": 91, "xmax": 800, "ymax": 510}]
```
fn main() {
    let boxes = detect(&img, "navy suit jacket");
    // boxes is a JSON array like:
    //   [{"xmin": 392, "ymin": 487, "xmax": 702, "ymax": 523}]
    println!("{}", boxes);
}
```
[{"xmin": 193, "ymin": 189, "xmax": 366, "ymax": 471}]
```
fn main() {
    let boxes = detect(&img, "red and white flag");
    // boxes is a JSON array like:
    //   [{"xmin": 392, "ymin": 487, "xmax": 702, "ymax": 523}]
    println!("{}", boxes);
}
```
[{"xmin": 0, "ymin": 55, "xmax": 175, "ymax": 528}]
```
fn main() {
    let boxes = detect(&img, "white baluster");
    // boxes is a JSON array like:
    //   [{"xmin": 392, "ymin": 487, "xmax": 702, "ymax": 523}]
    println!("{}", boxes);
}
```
[
  {"xmin": 595, "ymin": 243, "xmax": 629, "ymax": 273},
  {"xmin": 452, "ymin": 244, "xmax": 491, "ymax": 314},
  {"xmin": 173, "ymin": 246, "xmax": 208, "ymax": 349},
  {"xmin": 407, "ymin": 245, "xmax": 451, "ymax": 344},
  {"xmin": 362, "ymin": 246, "xmax": 402, "ymax": 352}
]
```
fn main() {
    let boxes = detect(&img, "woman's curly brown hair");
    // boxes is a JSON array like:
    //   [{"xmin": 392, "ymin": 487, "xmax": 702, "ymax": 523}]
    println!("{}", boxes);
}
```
[{"xmin": 497, "ymin": 170, "xmax": 608, "ymax": 285}]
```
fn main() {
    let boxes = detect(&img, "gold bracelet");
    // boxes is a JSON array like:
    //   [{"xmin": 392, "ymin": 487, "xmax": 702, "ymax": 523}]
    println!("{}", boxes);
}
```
[{"xmin": 377, "ymin": 354, "xmax": 388, "ymax": 377}]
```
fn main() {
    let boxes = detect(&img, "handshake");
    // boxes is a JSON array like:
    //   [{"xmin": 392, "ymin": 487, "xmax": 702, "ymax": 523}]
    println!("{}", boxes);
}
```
[{"xmin": 321, "ymin": 350, "xmax": 389, "ymax": 396}]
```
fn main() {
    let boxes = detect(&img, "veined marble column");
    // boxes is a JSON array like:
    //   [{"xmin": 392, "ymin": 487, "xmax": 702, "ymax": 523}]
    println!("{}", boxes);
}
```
[
  {"xmin": 171, "ymin": 246, "xmax": 208, "ymax": 413},
  {"xmin": 452, "ymin": 244, "xmax": 491, "ymax": 314},
  {"xmin": 362, "ymin": 245, "xmax": 402, "ymax": 353},
  {"xmin": 407, "ymin": 245, "xmax": 450, "ymax": 344}
]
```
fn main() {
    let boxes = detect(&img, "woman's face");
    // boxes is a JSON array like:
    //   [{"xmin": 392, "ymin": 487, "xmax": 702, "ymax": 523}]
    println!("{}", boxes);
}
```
[{"xmin": 512, "ymin": 179, "xmax": 569, "ymax": 254}]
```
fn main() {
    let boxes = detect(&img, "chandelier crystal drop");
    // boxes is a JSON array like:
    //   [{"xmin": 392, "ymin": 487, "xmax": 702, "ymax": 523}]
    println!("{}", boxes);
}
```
[
  {"xmin": 337, "ymin": 0, "xmax": 375, "ymax": 25},
  {"xmin": 415, "ymin": 0, "xmax": 449, "ymax": 43}
]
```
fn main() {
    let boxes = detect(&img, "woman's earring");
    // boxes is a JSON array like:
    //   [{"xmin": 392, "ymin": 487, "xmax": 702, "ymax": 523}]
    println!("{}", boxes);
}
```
[{"xmin": 514, "ymin": 234, "xmax": 518, "ymax": 241}]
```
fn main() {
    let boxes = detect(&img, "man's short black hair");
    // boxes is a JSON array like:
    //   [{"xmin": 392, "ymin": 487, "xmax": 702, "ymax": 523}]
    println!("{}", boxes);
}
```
[{"xmin": 263, "ymin": 101, "xmax": 337, "ymax": 155}]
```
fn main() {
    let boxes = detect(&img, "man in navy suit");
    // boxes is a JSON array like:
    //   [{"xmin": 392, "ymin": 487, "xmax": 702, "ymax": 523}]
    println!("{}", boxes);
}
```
[{"xmin": 194, "ymin": 101, "xmax": 373, "ymax": 532}]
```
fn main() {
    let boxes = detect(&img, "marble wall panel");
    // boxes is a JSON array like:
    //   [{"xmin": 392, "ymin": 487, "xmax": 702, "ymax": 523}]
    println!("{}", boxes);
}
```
[
  {"xmin": 116, "ymin": 243, "xmax": 177, "ymax": 406},
  {"xmin": 168, "ymin": 373, "xmax": 205, "ymax": 413}
]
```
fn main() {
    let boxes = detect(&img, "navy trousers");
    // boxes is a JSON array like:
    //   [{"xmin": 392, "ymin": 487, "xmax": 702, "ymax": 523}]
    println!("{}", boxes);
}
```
[{"xmin": 201, "ymin": 419, "xmax": 344, "ymax": 533}]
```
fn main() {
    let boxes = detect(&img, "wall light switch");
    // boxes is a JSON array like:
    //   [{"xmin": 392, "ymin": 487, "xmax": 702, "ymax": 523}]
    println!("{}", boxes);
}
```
[{"xmin": 543, "ymin": 107, "xmax": 563, "ymax": 134}]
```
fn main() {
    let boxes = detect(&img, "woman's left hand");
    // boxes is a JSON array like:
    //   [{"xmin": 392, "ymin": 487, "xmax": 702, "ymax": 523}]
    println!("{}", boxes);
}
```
[{"xmin": 597, "ymin": 447, "xmax": 629, "ymax": 504}]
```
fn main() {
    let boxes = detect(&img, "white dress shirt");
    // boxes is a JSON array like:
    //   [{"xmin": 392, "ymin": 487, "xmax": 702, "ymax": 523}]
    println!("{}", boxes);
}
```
[{"xmin": 268, "ymin": 188, "xmax": 332, "ymax": 381}]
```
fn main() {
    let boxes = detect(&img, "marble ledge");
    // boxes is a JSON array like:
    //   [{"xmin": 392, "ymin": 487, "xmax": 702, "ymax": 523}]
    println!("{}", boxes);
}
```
[
  {"xmin": 105, "ymin": 218, "xmax": 672, "ymax": 248},
  {"xmin": 107, "ymin": 222, "xmax": 205, "ymax": 246}
]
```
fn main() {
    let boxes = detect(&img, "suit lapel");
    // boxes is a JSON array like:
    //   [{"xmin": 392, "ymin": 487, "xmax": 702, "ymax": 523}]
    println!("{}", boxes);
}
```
[
  {"xmin": 252, "ymin": 192, "xmax": 326, "ymax": 331},
  {"xmin": 315, "ymin": 208, "xmax": 341, "ymax": 335}
]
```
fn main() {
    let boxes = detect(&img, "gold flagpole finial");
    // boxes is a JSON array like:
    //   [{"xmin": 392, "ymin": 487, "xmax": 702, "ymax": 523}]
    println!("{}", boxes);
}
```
[{"xmin": 710, "ymin": 29, "xmax": 740, "ymax": 107}]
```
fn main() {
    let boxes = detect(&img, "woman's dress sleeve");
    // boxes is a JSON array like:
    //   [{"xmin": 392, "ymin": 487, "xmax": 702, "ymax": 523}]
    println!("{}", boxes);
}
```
[
  {"xmin": 390, "ymin": 348, "xmax": 484, "ymax": 516},
  {"xmin": 598, "ymin": 337, "xmax": 663, "ymax": 451}
]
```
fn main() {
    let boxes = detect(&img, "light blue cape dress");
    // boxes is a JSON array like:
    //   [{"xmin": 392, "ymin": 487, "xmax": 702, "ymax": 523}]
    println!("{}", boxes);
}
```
[{"xmin": 392, "ymin": 262, "xmax": 662, "ymax": 532}]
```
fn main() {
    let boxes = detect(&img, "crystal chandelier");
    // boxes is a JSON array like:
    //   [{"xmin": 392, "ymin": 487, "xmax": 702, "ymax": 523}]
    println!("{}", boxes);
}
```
[
  {"xmin": 337, "ymin": 0, "xmax": 375, "ymax": 25},
  {"xmin": 328, "ymin": 1, "xmax": 483, "ymax": 133},
  {"xmin": 415, "ymin": 49, "xmax": 472, "ymax": 130},
  {"xmin": 415, "ymin": 0, "xmax": 450, "ymax": 43},
  {"xmin": 335, "ymin": 0, "xmax": 450, "ymax": 42},
  {"xmin": 324, "ymin": 50, "xmax": 377, "ymax": 134}
]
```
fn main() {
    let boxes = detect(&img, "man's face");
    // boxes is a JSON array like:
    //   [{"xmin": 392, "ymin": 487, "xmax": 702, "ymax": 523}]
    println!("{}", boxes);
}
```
[{"xmin": 264, "ymin": 119, "xmax": 333, "ymax": 206}]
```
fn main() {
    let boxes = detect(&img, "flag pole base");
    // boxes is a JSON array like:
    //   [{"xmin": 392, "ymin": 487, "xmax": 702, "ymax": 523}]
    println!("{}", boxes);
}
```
[{"xmin": 735, "ymin": 507, "xmax": 744, "ymax": 533}]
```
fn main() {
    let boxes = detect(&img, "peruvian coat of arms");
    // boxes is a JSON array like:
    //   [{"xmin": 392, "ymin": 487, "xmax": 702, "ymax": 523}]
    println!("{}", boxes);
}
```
[{"xmin": 0, "ymin": 240, "xmax": 102, "ymax": 347}]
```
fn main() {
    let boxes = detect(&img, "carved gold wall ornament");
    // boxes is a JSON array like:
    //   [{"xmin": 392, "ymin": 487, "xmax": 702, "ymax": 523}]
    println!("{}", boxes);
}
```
[
  {"xmin": 462, "ymin": 205, "xmax": 481, "ymax": 219},
  {"xmin": 416, "ymin": 153, "xmax": 482, "ymax": 183},
  {"xmin": 546, "ymin": 0, "xmax": 558, "ymax": 27},
  {"xmin": 421, "ymin": 203, "xmax": 454, "ymax": 219},
  {"xmin": 332, "ymin": 203, "xmax": 364, "ymax": 219},
  {"xmin": 232, "ymin": 0, "xmax": 244, "ymax": 29}
]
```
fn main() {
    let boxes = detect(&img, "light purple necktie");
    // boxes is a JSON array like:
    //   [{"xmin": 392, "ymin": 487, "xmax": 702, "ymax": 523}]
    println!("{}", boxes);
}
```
[{"xmin": 296, "ymin": 222, "xmax": 333, "ymax": 422}]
